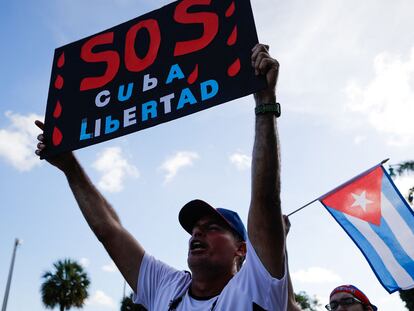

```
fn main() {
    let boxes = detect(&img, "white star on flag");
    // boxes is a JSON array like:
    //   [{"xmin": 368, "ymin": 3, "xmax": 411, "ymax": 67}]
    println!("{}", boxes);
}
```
[{"xmin": 351, "ymin": 191, "xmax": 373, "ymax": 211}]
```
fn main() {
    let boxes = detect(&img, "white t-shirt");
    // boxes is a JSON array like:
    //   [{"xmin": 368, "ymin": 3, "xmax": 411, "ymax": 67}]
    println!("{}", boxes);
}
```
[{"xmin": 134, "ymin": 239, "xmax": 288, "ymax": 310}]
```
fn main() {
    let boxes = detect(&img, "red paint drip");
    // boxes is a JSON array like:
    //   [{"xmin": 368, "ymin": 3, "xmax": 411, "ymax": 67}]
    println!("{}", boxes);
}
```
[
  {"xmin": 227, "ymin": 58, "xmax": 241, "ymax": 77},
  {"xmin": 227, "ymin": 25, "xmax": 237, "ymax": 46},
  {"xmin": 225, "ymin": 1, "xmax": 235, "ymax": 17},
  {"xmin": 53, "ymin": 100, "xmax": 62, "ymax": 118},
  {"xmin": 54, "ymin": 75, "xmax": 64, "ymax": 89},
  {"xmin": 187, "ymin": 64, "xmax": 199, "ymax": 84},
  {"xmin": 57, "ymin": 52, "xmax": 65, "ymax": 68},
  {"xmin": 52, "ymin": 127, "xmax": 63, "ymax": 146}
]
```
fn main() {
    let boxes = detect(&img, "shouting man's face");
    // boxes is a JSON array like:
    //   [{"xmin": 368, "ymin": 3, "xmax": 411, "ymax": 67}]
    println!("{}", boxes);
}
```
[{"xmin": 187, "ymin": 215, "xmax": 245, "ymax": 275}]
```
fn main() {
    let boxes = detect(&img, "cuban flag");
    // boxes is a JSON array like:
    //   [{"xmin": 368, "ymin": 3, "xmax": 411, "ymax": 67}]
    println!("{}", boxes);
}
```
[{"xmin": 319, "ymin": 163, "xmax": 414, "ymax": 293}]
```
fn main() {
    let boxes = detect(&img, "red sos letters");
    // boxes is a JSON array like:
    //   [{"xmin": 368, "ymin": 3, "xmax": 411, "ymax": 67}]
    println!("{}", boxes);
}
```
[{"xmin": 42, "ymin": 0, "xmax": 265, "ymax": 157}]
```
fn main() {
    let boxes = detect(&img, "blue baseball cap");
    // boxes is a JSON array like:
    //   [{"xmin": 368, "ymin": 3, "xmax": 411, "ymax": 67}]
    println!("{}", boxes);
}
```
[{"xmin": 179, "ymin": 199, "xmax": 247, "ymax": 241}]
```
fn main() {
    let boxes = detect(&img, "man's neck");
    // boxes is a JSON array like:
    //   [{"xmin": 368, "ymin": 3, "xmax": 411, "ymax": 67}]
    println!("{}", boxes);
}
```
[{"xmin": 190, "ymin": 269, "xmax": 235, "ymax": 298}]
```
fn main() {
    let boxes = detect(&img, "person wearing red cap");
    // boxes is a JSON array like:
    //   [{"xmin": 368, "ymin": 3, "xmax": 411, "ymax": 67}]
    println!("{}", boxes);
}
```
[
  {"xmin": 326, "ymin": 285, "xmax": 378, "ymax": 311},
  {"xmin": 35, "ymin": 43, "xmax": 286, "ymax": 310}
]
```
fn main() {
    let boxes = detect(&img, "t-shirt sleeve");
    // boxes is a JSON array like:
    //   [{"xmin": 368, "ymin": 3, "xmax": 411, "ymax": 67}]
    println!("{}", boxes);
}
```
[
  {"xmin": 235, "ymin": 238, "xmax": 288, "ymax": 310},
  {"xmin": 133, "ymin": 252, "xmax": 187, "ymax": 309}
]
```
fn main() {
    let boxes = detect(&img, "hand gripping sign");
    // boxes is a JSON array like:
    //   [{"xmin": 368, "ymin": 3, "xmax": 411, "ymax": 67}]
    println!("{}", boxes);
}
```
[{"xmin": 42, "ymin": 0, "xmax": 266, "ymax": 158}]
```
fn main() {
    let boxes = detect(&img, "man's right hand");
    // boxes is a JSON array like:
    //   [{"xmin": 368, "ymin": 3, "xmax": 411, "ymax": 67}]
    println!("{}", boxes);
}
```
[{"xmin": 35, "ymin": 120, "xmax": 76, "ymax": 172}]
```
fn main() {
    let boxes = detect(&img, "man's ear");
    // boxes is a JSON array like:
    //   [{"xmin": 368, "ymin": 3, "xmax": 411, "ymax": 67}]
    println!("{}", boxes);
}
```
[{"xmin": 236, "ymin": 241, "xmax": 247, "ymax": 257}]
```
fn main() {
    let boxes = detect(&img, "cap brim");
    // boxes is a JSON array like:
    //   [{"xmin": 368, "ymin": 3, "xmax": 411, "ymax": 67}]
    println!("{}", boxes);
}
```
[{"xmin": 179, "ymin": 199, "xmax": 227, "ymax": 235}]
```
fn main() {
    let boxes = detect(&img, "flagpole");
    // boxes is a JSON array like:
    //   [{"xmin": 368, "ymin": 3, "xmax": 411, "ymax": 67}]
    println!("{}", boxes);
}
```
[
  {"xmin": 287, "ymin": 199, "xmax": 318, "ymax": 217},
  {"xmin": 1, "ymin": 239, "xmax": 21, "ymax": 311},
  {"xmin": 286, "ymin": 159, "xmax": 389, "ymax": 217}
]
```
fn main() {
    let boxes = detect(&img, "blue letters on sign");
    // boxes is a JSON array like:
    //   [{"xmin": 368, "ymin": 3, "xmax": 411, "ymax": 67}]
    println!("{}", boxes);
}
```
[
  {"xmin": 80, "ymin": 119, "xmax": 92, "ymax": 140},
  {"xmin": 177, "ymin": 88, "xmax": 197, "ymax": 109},
  {"xmin": 166, "ymin": 64, "xmax": 185, "ymax": 84},
  {"xmin": 200, "ymin": 80, "xmax": 218, "ymax": 101},
  {"xmin": 118, "ymin": 83, "xmax": 134, "ymax": 102},
  {"xmin": 105, "ymin": 116, "xmax": 120, "ymax": 134},
  {"xmin": 142, "ymin": 100, "xmax": 158, "ymax": 121}
]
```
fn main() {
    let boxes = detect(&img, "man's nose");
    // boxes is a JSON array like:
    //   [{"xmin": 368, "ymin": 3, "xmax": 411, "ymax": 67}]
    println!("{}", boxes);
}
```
[{"xmin": 192, "ymin": 226, "xmax": 203, "ymax": 237}]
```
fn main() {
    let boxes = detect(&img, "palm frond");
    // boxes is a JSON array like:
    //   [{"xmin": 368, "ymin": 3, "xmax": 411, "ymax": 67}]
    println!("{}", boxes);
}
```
[{"xmin": 40, "ymin": 258, "xmax": 90, "ymax": 310}]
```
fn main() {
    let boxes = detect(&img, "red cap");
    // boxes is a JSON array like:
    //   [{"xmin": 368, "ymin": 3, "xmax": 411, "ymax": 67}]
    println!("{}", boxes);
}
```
[{"xmin": 330, "ymin": 285, "xmax": 377, "ymax": 310}]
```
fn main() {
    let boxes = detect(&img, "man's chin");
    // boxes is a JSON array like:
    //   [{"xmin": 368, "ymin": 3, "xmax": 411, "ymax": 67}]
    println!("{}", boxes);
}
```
[{"xmin": 188, "ymin": 254, "xmax": 210, "ymax": 270}]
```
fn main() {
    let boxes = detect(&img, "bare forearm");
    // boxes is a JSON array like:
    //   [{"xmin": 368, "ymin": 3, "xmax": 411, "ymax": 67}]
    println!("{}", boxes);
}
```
[
  {"xmin": 248, "ymin": 112, "xmax": 285, "ymax": 277},
  {"xmin": 63, "ymin": 156, "xmax": 144, "ymax": 291},
  {"xmin": 249, "ymin": 113, "xmax": 284, "ymax": 223},
  {"xmin": 251, "ymin": 114, "xmax": 280, "ymax": 204},
  {"xmin": 63, "ymin": 156, "xmax": 121, "ymax": 239}
]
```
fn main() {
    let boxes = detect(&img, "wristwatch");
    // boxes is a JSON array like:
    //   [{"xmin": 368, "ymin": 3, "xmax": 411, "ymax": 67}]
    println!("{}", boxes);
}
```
[{"xmin": 255, "ymin": 103, "xmax": 281, "ymax": 117}]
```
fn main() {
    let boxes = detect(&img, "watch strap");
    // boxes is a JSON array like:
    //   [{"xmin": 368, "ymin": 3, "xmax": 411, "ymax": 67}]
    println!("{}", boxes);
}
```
[{"xmin": 255, "ymin": 103, "xmax": 281, "ymax": 117}]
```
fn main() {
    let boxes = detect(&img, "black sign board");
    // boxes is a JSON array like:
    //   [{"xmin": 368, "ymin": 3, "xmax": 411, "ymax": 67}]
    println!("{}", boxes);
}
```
[{"xmin": 42, "ymin": 0, "xmax": 266, "ymax": 157}]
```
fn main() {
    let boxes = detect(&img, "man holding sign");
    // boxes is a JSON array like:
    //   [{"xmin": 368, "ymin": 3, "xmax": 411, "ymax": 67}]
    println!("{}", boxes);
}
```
[{"xmin": 35, "ymin": 43, "xmax": 287, "ymax": 310}]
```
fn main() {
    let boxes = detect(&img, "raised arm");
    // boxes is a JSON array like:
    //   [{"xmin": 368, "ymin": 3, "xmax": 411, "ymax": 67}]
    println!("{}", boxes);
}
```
[
  {"xmin": 35, "ymin": 120, "xmax": 144, "ymax": 291},
  {"xmin": 248, "ymin": 44, "xmax": 285, "ymax": 278}
]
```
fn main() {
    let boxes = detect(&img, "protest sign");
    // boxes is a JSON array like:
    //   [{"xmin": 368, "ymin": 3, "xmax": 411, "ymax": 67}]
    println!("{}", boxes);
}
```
[{"xmin": 42, "ymin": 0, "xmax": 266, "ymax": 157}]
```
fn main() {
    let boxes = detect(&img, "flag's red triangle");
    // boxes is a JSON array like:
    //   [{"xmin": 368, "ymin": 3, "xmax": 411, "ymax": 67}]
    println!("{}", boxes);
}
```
[{"xmin": 321, "ymin": 166, "xmax": 383, "ymax": 225}]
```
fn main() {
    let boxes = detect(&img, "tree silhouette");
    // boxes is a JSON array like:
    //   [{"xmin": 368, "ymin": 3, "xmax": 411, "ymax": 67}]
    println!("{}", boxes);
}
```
[
  {"xmin": 41, "ymin": 259, "xmax": 90, "ymax": 311},
  {"xmin": 293, "ymin": 291, "xmax": 320, "ymax": 311},
  {"xmin": 389, "ymin": 160, "xmax": 414, "ymax": 204},
  {"xmin": 120, "ymin": 293, "xmax": 147, "ymax": 311}
]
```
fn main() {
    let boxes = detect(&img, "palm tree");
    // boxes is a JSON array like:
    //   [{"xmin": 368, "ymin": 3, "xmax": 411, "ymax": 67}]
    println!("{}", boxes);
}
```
[{"xmin": 41, "ymin": 259, "xmax": 90, "ymax": 311}]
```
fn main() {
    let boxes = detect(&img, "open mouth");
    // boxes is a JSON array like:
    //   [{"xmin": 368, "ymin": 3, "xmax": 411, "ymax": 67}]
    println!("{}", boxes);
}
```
[{"xmin": 190, "ymin": 240, "xmax": 207, "ymax": 251}]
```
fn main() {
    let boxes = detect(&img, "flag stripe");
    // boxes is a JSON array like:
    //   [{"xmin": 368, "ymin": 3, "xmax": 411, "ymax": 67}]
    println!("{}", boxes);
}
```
[
  {"xmin": 381, "ymin": 169, "xmax": 414, "ymax": 236},
  {"xmin": 334, "ymin": 207, "xmax": 414, "ymax": 289},
  {"xmin": 381, "ymin": 193, "xmax": 414, "ymax": 261},
  {"xmin": 324, "ymin": 205, "xmax": 399, "ymax": 292},
  {"xmin": 370, "ymin": 215, "xmax": 414, "ymax": 279}
]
